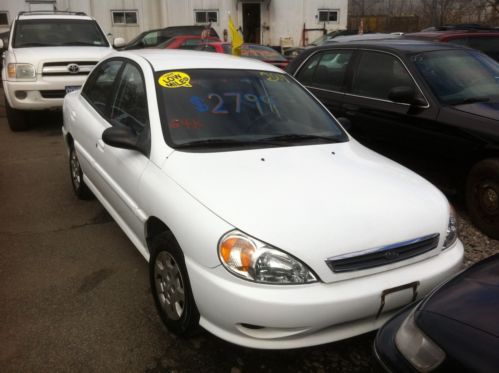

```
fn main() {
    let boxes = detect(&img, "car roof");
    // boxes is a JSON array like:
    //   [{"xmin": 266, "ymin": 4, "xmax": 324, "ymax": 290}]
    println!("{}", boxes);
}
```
[
  {"xmin": 18, "ymin": 14, "xmax": 93, "ymax": 21},
  {"xmin": 120, "ymin": 49, "xmax": 283, "ymax": 72},
  {"xmin": 327, "ymin": 33, "xmax": 401, "ymax": 43},
  {"xmin": 308, "ymin": 39, "xmax": 466, "ymax": 55},
  {"xmin": 404, "ymin": 30, "xmax": 499, "ymax": 39}
]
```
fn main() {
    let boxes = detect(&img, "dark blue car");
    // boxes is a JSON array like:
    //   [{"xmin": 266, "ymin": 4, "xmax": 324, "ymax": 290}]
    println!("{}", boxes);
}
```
[{"xmin": 374, "ymin": 254, "xmax": 499, "ymax": 372}]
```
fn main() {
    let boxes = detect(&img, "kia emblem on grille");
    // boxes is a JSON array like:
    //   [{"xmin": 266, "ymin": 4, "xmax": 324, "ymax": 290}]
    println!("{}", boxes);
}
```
[{"xmin": 67, "ymin": 64, "xmax": 80, "ymax": 74}]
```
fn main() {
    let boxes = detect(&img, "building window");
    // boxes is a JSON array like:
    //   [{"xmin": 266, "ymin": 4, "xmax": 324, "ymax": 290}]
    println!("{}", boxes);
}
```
[
  {"xmin": 318, "ymin": 9, "xmax": 338, "ymax": 23},
  {"xmin": 194, "ymin": 10, "xmax": 218, "ymax": 24},
  {"xmin": 111, "ymin": 10, "xmax": 138, "ymax": 25},
  {"xmin": 0, "ymin": 11, "xmax": 8, "ymax": 26}
]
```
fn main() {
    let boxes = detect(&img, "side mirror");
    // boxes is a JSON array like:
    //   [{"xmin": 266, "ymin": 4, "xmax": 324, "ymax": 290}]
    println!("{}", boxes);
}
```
[
  {"xmin": 337, "ymin": 117, "xmax": 352, "ymax": 131},
  {"xmin": 102, "ymin": 126, "xmax": 141, "ymax": 151},
  {"xmin": 388, "ymin": 86, "xmax": 416, "ymax": 104},
  {"xmin": 113, "ymin": 37, "xmax": 126, "ymax": 48}
]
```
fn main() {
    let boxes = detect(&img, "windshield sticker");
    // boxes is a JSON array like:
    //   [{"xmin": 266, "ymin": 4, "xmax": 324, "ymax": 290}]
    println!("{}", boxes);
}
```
[
  {"xmin": 169, "ymin": 118, "xmax": 203, "ymax": 129},
  {"xmin": 158, "ymin": 72, "xmax": 192, "ymax": 88},
  {"xmin": 190, "ymin": 93, "xmax": 279, "ymax": 115},
  {"xmin": 259, "ymin": 72, "xmax": 289, "ymax": 82}
]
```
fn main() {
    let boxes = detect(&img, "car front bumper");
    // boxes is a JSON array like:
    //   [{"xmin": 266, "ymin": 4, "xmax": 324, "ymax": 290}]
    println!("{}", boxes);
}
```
[
  {"xmin": 3, "ymin": 76, "xmax": 86, "ymax": 110},
  {"xmin": 187, "ymin": 240, "xmax": 463, "ymax": 349}
]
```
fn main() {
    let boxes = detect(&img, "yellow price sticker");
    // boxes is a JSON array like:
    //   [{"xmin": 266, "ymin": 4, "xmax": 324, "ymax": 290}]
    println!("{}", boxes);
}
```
[
  {"xmin": 259, "ymin": 72, "xmax": 288, "ymax": 82},
  {"xmin": 158, "ymin": 71, "xmax": 192, "ymax": 88}
]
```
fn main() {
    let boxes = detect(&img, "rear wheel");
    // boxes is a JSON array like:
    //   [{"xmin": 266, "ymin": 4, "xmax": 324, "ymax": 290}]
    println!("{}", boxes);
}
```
[
  {"xmin": 5, "ymin": 98, "xmax": 29, "ymax": 132},
  {"xmin": 69, "ymin": 146, "xmax": 93, "ymax": 200},
  {"xmin": 466, "ymin": 158, "xmax": 499, "ymax": 239},
  {"xmin": 149, "ymin": 231, "xmax": 200, "ymax": 336}
]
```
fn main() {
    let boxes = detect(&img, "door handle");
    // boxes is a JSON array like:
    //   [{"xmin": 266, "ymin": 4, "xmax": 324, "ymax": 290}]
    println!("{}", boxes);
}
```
[{"xmin": 69, "ymin": 110, "xmax": 77, "ymax": 121}]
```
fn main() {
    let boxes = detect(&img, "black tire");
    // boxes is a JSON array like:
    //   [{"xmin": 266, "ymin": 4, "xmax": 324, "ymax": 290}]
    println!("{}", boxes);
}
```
[
  {"xmin": 466, "ymin": 158, "xmax": 499, "ymax": 239},
  {"xmin": 149, "ymin": 231, "xmax": 200, "ymax": 337},
  {"xmin": 5, "ymin": 97, "xmax": 29, "ymax": 132},
  {"xmin": 69, "ymin": 146, "xmax": 93, "ymax": 200}
]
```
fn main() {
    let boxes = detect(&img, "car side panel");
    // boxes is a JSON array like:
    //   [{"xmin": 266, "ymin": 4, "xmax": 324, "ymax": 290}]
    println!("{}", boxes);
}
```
[{"xmin": 73, "ymin": 96, "xmax": 149, "ymax": 249}]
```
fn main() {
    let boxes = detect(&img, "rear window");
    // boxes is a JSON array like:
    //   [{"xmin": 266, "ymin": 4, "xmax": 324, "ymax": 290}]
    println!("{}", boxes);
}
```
[
  {"xmin": 155, "ymin": 69, "xmax": 347, "ymax": 148},
  {"xmin": 13, "ymin": 19, "xmax": 109, "ymax": 48}
]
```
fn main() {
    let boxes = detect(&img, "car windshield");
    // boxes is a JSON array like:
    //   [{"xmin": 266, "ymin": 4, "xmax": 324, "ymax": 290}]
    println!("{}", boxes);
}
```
[
  {"xmin": 241, "ymin": 45, "xmax": 287, "ymax": 61},
  {"xmin": 155, "ymin": 69, "xmax": 347, "ymax": 149},
  {"xmin": 13, "ymin": 19, "xmax": 109, "ymax": 48},
  {"xmin": 412, "ymin": 49, "xmax": 499, "ymax": 105}
]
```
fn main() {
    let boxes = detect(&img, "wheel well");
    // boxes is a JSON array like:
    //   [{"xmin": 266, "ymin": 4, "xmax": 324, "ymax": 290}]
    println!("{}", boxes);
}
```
[{"xmin": 146, "ymin": 217, "xmax": 173, "ymax": 249}]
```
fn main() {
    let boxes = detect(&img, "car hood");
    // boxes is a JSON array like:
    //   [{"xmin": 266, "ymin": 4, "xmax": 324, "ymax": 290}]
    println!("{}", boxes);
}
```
[
  {"xmin": 163, "ymin": 141, "xmax": 449, "ymax": 282},
  {"xmin": 453, "ymin": 101, "xmax": 499, "ymax": 121},
  {"xmin": 420, "ymin": 254, "xmax": 499, "ymax": 337}
]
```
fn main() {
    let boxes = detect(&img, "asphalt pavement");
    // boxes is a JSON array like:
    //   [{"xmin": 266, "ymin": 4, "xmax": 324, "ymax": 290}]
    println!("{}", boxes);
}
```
[{"xmin": 0, "ymin": 88, "xmax": 377, "ymax": 372}]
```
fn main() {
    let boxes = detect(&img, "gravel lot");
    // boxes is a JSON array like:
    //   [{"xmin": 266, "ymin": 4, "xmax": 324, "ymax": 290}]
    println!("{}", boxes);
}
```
[{"xmin": 0, "ymin": 87, "xmax": 497, "ymax": 373}]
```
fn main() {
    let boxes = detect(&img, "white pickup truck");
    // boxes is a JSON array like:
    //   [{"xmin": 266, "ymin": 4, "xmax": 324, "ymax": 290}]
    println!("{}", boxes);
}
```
[{"xmin": 1, "ymin": 11, "xmax": 123, "ymax": 131}]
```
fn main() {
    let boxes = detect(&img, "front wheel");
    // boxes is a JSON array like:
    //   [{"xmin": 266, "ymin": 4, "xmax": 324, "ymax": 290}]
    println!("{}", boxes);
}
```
[
  {"xmin": 5, "ymin": 97, "xmax": 29, "ymax": 132},
  {"xmin": 466, "ymin": 158, "xmax": 499, "ymax": 239},
  {"xmin": 149, "ymin": 232, "xmax": 200, "ymax": 336}
]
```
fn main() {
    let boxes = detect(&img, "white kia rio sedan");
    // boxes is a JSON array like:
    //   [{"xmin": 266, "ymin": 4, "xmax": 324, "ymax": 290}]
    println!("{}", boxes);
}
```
[{"xmin": 62, "ymin": 49, "xmax": 463, "ymax": 349}]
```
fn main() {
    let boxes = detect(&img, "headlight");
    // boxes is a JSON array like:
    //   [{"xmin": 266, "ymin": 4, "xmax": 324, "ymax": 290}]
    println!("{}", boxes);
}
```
[
  {"xmin": 443, "ymin": 206, "xmax": 458, "ymax": 249},
  {"xmin": 395, "ymin": 307, "xmax": 446, "ymax": 372},
  {"xmin": 218, "ymin": 230, "xmax": 317, "ymax": 284},
  {"xmin": 7, "ymin": 63, "xmax": 36, "ymax": 80}
]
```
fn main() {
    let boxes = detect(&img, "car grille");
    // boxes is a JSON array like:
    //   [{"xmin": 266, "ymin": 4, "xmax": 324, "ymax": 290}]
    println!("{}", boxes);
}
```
[
  {"xmin": 326, "ymin": 233, "xmax": 440, "ymax": 273},
  {"xmin": 40, "ymin": 90, "xmax": 66, "ymax": 99},
  {"xmin": 42, "ymin": 61, "xmax": 97, "ymax": 76}
]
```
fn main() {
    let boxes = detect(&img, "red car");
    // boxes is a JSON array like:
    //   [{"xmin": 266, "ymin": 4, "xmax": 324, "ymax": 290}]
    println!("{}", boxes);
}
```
[
  {"xmin": 403, "ymin": 26, "xmax": 499, "ymax": 61},
  {"xmin": 195, "ymin": 42, "xmax": 289, "ymax": 69},
  {"xmin": 156, "ymin": 35, "xmax": 220, "ymax": 50}
]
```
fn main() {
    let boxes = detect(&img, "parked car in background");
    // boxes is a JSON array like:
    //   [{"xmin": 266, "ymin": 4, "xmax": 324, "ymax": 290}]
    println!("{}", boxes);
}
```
[
  {"xmin": 375, "ymin": 253, "xmax": 499, "ymax": 372},
  {"xmin": 194, "ymin": 41, "xmax": 232, "ymax": 54},
  {"xmin": 62, "ymin": 49, "xmax": 463, "ymax": 349},
  {"xmin": 0, "ymin": 30, "xmax": 9, "ymax": 72},
  {"xmin": 195, "ymin": 42, "xmax": 288, "ymax": 69},
  {"xmin": 1, "ymin": 11, "xmax": 118, "ymax": 131},
  {"xmin": 324, "ymin": 33, "xmax": 401, "ymax": 44},
  {"xmin": 283, "ymin": 30, "xmax": 358, "ymax": 60},
  {"xmin": 287, "ymin": 40, "xmax": 499, "ymax": 239},
  {"xmin": 155, "ymin": 35, "xmax": 220, "ymax": 50},
  {"xmin": 119, "ymin": 25, "xmax": 219, "ymax": 50},
  {"xmin": 403, "ymin": 26, "xmax": 499, "ymax": 61}
]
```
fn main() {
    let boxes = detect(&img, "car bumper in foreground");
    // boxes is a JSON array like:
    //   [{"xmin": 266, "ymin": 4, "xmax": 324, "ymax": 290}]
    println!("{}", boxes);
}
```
[{"xmin": 187, "ymin": 241, "xmax": 463, "ymax": 349}]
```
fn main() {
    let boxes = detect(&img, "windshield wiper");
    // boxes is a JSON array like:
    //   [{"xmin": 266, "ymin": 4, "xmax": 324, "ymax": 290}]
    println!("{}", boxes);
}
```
[
  {"xmin": 451, "ymin": 96, "xmax": 490, "ymax": 105},
  {"xmin": 17, "ymin": 42, "xmax": 50, "ymax": 47},
  {"xmin": 175, "ymin": 139, "xmax": 279, "ymax": 148},
  {"xmin": 61, "ymin": 41, "xmax": 103, "ymax": 46},
  {"xmin": 259, "ymin": 134, "xmax": 344, "ymax": 143}
]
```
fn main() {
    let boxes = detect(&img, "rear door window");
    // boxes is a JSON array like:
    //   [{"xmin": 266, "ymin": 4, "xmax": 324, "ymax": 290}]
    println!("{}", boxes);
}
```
[
  {"xmin": 351, "ymin": 51, "xmax": 415, "ymax": 100},
  {"xmin": 296, "ymin": 50, "xmax": 353, "ymax": 91}
]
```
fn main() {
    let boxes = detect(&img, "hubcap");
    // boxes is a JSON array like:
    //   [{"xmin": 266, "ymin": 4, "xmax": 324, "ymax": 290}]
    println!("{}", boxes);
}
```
[
  {"xmin": 478, "ymin": 183, "xmax": 499, "ymax": 215},
  {"xmin": 154, "ymin": 251, "xmax": 185, "ymax": 320},
  {"xmin": 70, "ymin": 150, "xmax": 81, "ymax": 189}
]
